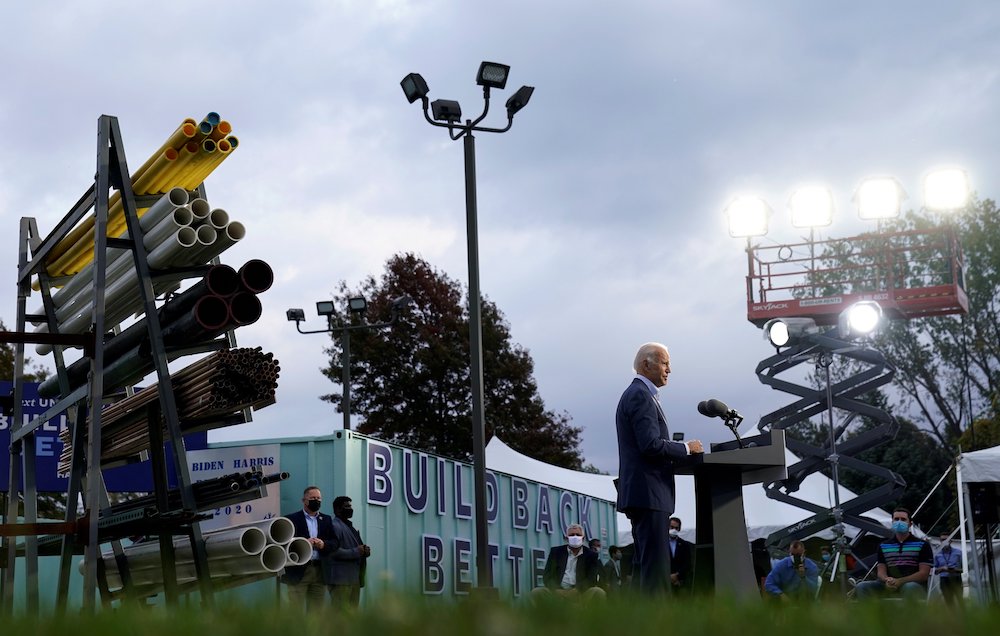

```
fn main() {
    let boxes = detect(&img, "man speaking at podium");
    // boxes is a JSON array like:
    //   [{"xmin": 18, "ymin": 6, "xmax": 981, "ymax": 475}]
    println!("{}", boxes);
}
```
[{"xmin": 616, "ymin": 342, "xmax": 704, "ymax": 595}]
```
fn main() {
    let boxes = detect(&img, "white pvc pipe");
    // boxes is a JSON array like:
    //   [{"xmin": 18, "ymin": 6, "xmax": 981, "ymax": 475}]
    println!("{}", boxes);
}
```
[
  {"xmin": 138, "ymin": 187, "xmax": 190, "ymax": 232},
  {"xmin": 196, "ymin": 221, "xmax": 245, "ymax": 264},
  {"xmin": 245, "ymin": 517, "xmax": 295, "ymax": 545},
  {"xmin": 206, "ymin": 208, "xmax": 229, "ymax": 230},
  {"xmin": 189, "ymin": 197, "xmax": 211, "ymax": 221},
  {"xmin": 141, "ymin": 205, "xmax": 195, "ymax": 249},
  {"xmin": 97, "ymin": 542, "xmax": 287, "ymax": 590},
  {"xmin": 285, "ymin": 537, "xmax": 313, "ymax": 565}
]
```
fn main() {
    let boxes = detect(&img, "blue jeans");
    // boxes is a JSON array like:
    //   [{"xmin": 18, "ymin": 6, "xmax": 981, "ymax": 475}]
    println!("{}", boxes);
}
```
[{"xmin": 855, "ymin": 580, "xmax": 926, "ymax": 601}]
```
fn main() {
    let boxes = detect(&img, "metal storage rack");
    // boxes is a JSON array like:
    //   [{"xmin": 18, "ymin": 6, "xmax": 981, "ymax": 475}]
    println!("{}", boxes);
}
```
[{"xmin": 0, "ymin": 115, "xmax": 260, "ymax": 612}]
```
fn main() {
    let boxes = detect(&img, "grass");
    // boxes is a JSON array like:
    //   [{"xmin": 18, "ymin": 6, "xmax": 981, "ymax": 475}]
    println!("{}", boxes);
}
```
[{"xmin": 5, "ymin": 594, "xmax": 996, "ymax": 636}]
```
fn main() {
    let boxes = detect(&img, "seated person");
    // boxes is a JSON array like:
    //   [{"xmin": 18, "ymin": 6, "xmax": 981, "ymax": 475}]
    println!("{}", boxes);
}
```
[
  {"xmin": 532, "ymin": 523, "xmax": 605, "ymax": 600},
  {"xmin": 764, "ymin": 540, "xmax": 819, "ymax": 602},
  {"xmin": 854, "ymin": 507, "xmax": 932, "ymax": 601}
]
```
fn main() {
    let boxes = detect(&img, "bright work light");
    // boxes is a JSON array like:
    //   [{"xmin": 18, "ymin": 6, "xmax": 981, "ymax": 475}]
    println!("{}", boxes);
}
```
[
  {"xmin": 725, "ymin": 196, "xmax": 771, "ymax": 238},
  {"xmin": 789, "ymin": 186, "xmax": 834, "ymax": 228},
  {"xmin": 838, "ymin": 301, "xmax": 882, "ymax": 339},
  {"xmin": 855, "ymin": 177, "xmax": 905, "ymax": 220},
  {"xmin": 924, "ymin": 168, "xmax": 970, "ymax": 211},
  {"xmin": 763, "ymin": 317, "xmax": 818, "ymax": 349}
]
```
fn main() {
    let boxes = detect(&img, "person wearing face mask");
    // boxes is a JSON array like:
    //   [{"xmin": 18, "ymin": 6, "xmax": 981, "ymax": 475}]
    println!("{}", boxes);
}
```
[
  {"xmin": 933, "ymin": 532, "xmax": 963, "ymax": 606},
  {"xmin": 764, "ymin": 540, "xmax": 819, "ymax": 602},
  {"xmin": 326, "ymin": 496, "xmax": 371, "ymax": 608},
  {"xmin": 668, "ymin": 517, "xmax": 693, "ymax": 593},
  {"xmin": 282, "ymin": 486, "xmax": 336, "ymax": 608},
  {"xmin": 534, "ymin": 523, "xmax": 605, "ymax": 600},
  {"xmin": 855, "ymin": 507, "xmax": 932, "ymax": 601},
  {"xmin": 602, "ymin": 546, "xmax": 624, "ymax": 594}
]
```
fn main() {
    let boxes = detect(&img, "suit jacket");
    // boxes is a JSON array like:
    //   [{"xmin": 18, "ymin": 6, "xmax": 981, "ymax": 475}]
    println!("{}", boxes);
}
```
[
  {"xmin": 615, "ymin": 378, "xmax": 697, "ymax": 514},
  {"xmin": 542, "ymin": 545, "xmax": 601, "ymax": 591},
  {"xmin": 282, "ymin": 509, "xmax": 336, "ymax": 584},
  {"xmin": 324, "ymin": 516, "xmax": 368, "ymax": 587},
  {"xmin": 601, "ymin": 558, "xmax": 623, "ymax": 593},
  {"xmin": 670, "ymin": 537, "xmax": 693, "ymax": 587}
]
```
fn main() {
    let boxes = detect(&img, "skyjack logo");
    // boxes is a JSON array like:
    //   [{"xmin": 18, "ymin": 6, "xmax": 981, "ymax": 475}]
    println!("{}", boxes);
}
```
[{"xmin": 751, "ymin": 302, "xmax": 789, "ymax": 311}]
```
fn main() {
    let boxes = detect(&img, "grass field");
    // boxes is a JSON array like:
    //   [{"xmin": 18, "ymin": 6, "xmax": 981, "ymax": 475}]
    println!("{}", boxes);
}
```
[{"xmin": 4, "ymin": 595, "xmax": 998, "ymax": 636}]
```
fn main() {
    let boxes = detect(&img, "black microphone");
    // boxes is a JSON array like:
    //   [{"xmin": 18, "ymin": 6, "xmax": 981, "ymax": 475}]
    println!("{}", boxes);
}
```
[{"xmin": 697, "ymin": 398, "xmax": 732, "ymax": 419}]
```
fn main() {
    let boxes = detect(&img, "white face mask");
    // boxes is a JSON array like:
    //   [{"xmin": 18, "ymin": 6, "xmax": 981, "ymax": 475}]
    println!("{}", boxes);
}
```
[
  {"xmin": 669, "ymin": 529, "xmax": 680, "ymax": 538},
  {"xmin": 567, "ymin": 535, "xmax": 584, "ymax": 548}
]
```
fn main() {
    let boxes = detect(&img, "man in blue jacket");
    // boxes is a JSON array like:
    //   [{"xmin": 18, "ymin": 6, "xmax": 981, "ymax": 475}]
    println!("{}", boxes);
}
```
[
  {"xmin": 764, "ymin": 540, "xmax": 819, "ymax": 601},
  {"xmin": 616, "ymin": 342, "xmax": 703, "ymax": 595},
  {"xmin": 326, "ymin": 496, "xmax": 370, "ymax": 608},
  {"xmin": 282, "ymin": 486, "xmax": 336, "ymax": 608}
]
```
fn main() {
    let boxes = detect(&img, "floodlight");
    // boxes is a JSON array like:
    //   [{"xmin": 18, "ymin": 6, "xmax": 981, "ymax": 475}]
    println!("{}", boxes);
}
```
[
  {"xmin": 400, "ymin": 73, "xmax": 430, "ymax": 104},
  {"xmin": 476, "ymin": 61, "xmax": 510, "ymax": 90},
  {"xmin": 838, "ymin": 301, "xmax": 882, "ymax": 340},
  {"xmin": 348, "ymin": 296, "xmax": 368, "ymax": 314},
  {"xmin": 855, "ymin": 177, "xmax": 905, "ymax": 220},
  {"xmin": 431, "ymin": 99, "xmax": 462, "ymax": 122},
  {"xmin": 725, "ymin": 196, "xmax": 771, "ymax": 238},
  {"xmin": 390, "ymin": 295, "xmax": 414, "ymax": 312},
  {"xmin": 924, "ymin": 168, "xmax": 970, "ymax": 211},
  {"xmin": 762, "ymin": 317, "xmax": 818, "ymax": 349},
  {"xmin": 789, "ymin": 186, "xmax": 834, "ymax": 228},
  {"xmin": 286, "ymin": 308, "xmax": 306, "ymax": 322},
  {"xmin": 316, "ymin": 301, "xmax": 336, "ymax": 316},
  {"xmin": 505, "ymin": 86, "xmax": 534, "ymax": 117}
]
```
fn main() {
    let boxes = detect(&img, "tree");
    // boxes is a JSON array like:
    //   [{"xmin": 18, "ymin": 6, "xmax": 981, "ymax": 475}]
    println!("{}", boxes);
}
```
[{"xmin": 320, "ymin": 253, "xmax": 584, "ymax": 468}]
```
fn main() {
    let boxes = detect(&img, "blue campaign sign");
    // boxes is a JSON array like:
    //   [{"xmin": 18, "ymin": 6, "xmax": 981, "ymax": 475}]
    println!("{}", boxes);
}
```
[{"xmin": 1, "ymin": 381, "xmax": 207, "ymax": 493}]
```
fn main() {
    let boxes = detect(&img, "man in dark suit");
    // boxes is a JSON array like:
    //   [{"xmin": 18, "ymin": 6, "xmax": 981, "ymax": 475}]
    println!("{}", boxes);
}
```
[
  {"xmin": 326, "ymin": 496, "xmax": 370, "ymax": 608},
  {"xmin": 282, "ymin": 485, "xmax": 336, "ymax": 608},
  {"xmin": 533, "ymin": 523, "xmax": 605, "ymax": 600},
  {"xmin": 602, "ymin": 545, "xmax": 624, "ymax": 595},
  {"xmin": 616, "ymin": 342, "xmax": 703, "ymax": 595},
  {"xmin": 669, "ymin": 516, "xmax": 693, "ymax": 593}
]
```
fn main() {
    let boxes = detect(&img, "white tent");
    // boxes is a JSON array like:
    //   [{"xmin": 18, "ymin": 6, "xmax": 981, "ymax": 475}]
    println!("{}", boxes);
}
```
[
  {"xmin": 487, "ymin": 431, "xmax": 895, "ymax": 546},
  {"xmin": 956, "ymin": 445, "xmax": 1000, "ymax": 603}
]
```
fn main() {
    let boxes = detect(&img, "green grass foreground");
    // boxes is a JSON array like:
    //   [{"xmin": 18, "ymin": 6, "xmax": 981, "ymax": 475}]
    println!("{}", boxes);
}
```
[{"xmin": 5, "ymin": 595, "xmax": 997, "ymax": 636}]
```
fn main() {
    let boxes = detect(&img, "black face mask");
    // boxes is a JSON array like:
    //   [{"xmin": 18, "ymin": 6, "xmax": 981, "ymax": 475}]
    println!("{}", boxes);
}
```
[
  {"xmin": 306, "ymin": 500, "xmax": 322, "ymax": 513},
  {"xmin": 340, "ymin": 508, "xmax": 354, "ymax": 519}
]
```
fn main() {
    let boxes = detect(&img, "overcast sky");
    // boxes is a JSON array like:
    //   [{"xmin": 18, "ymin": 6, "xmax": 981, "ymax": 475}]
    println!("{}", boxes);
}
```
[{"xmin": 1, "ymin": 1, "xmax": 997, "ymax": 472}]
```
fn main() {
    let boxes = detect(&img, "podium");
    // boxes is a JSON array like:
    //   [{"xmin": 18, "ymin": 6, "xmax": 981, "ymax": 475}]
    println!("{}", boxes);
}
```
[{"xmin": 677, "ymin": 429, "xmax": 787, "ymax": 598}]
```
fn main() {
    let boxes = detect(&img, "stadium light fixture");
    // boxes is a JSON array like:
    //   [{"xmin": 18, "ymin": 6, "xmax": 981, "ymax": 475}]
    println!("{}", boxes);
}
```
[
  {"xmin": 763, "ymin": 317, "xmax": 819, "ymax": 350},
  {"xmin": 476, "ymin": 62, "xmax": 510, "ymax": 90},
  {"xmin": 924, "ymin": 168, "xmax": 970, "ymax": 211},
  {"xmin": 400, "ymin": 73, "xmax": 430, "ymax": 104},
  {"xmin": 725, "ymin": 196, "xmax": 771, "ymax": 238},
  {"xmin": 854, "ymin": 177, "xmax": 905, "ymax": 221},
  {"xmin": 789, "ymin": 186, "xmax": 834, "ymax": 228}
]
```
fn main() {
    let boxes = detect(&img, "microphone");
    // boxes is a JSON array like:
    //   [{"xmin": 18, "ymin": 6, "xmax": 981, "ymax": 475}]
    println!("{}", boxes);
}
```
[{"xmin": 697, "ymin": 398, "xmax": 734, "ymax": 419}]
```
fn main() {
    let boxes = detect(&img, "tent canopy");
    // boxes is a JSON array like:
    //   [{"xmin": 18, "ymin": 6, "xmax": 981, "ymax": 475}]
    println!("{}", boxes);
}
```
[
  {"xmin": 959, "ymin": 445, "xmax": 1000, "ymax": 483},
  {"xmin": 487, "ymin": 431, "xmax": 894, "ymax": 546}
]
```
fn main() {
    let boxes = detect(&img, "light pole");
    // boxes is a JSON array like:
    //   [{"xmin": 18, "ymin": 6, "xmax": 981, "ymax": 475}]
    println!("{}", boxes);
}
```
[
  {"xmin": 287, "ymin": 295, "xmax": 412, "ymax": 431},
  {"xmin": 401, "ymin": 62, "xmax": 533, "ymax": 594}
]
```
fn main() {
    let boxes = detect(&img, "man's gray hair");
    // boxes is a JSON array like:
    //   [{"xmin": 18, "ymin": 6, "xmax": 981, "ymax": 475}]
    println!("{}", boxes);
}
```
[
  {"xmin": 633, "ymin": 342, "xmax": 668, "ymax": 373},
  {"xmin": 566, "ymin": 523, "xmax": 585, "ymax": 537}
]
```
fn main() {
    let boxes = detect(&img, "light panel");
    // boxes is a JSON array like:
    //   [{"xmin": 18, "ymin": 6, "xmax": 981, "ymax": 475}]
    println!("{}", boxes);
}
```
[
  {"xmin": 855, "ymin": 177, "xmax": 904, "ymax": 220},
  {"xmin": 789, "ymin": 186, "xmax": 834, "ymax": 228},
  {"xmin": 924, "ymin": 168, "xmax": 970, "ymax": 211},
  {"xmin": 725, "ymin": 196, "xmax": 771, "ymax": 238},
  {"xmin": 838, "ymin": 301, "xmax": 882, "ymax": 339}
]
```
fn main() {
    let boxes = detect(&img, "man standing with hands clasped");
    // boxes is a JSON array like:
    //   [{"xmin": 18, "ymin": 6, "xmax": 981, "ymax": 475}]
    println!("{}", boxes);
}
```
[
  {"xmin": 326, "ymin": 496, "xmax": 371, "ymax": 608},
  {"xmin": 616, "ymin": 342, "xmax": 704, "ymax": 596}
]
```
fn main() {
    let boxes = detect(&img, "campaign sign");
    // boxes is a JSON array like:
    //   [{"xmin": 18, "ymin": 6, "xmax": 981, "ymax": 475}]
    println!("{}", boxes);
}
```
[{"xmin": 1, "ymin": 381, "xmax": 207, "ymax": 493}]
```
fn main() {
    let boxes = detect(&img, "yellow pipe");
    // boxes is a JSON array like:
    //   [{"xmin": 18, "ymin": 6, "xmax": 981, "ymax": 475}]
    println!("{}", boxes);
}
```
[
  {"xmin": 148, "ymin": 143, "xmax": 197, "ymax": 194},
  {"xmin": 175, "ymin": 140, "xmax": 217, "ymax": 188},
  {"xmin": 209, "ymin": 120, "xmax": 233, "ymax": 141},
  {"xmin": 131, "ymin": 149, "xmax": 178, "ymax": 196},
  {"xmin": 157, "ymin": 141, "xmax": 202, "ymax": 192},
  {"xmin": 186, "ymin": 140, "xmax": 233, "ymax": 188}
]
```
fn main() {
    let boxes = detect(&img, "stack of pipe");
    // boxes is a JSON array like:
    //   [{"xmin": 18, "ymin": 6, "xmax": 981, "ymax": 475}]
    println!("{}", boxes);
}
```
[
  {"xmin": 85, "ymin": 516, "xmax": 311, "ymax": 592},
  {"xmin": 37, "ymin": 260, "xmax": 273, "ymax": 398},
  {"xmin": 32, "ymin": 187, "xmax": 249, "ymax": 354},
  {"xmin": 44, "ymin": 112, "xmax": 240, "ymax": 281},
  {"xmin": 56, "ymin": 347, "xmax": 280, "ymax": 471}
]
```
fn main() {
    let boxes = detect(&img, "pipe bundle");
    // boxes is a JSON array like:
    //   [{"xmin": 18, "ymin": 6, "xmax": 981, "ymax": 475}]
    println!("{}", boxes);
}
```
[
  {"xmin": 84, "ymin": 516, "xmax": 305, "ymax": 592},
  {"xmin": 37, "ymin": 260, "xmax": 273, "ymax": 398},
  {"xmin": 44, "ymin": 112, "xmax": 239, "ymax": 280},
  {"xmin": 33, "ymin": 187, "xmax": 249, "ymax": 354},
  {"xmin": 57, "ymin": 347, "xmax": 280, "ymax": 470}
]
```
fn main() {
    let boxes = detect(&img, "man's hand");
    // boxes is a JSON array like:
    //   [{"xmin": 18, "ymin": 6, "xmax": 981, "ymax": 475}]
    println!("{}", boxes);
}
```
[
  {"xmin": 884, "ymin": 576, "xmax": 899, "ymax": 591},
  {"xmin": 309, "ymin": 538, "xmax": 324, "ymax": 550},
  {"xmin": 670, "ymin": 573, "xmax": 680, "ymax": 586},
  {"xmin": 361, "ymin": 544, "xmax": 372, "ymax": 557},
  {"xmin": 688, "ymin": 440, "xmax": 704, "ymax": 454}
]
